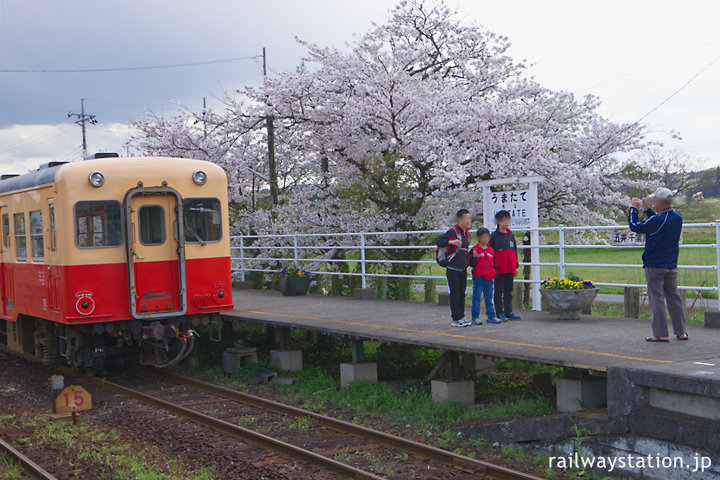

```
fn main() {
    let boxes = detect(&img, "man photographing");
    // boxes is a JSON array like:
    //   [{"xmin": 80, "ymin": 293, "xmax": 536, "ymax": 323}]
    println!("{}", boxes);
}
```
[{"xmin": 628, "ymin": 187, "xmax": 688, "ymax": 342}]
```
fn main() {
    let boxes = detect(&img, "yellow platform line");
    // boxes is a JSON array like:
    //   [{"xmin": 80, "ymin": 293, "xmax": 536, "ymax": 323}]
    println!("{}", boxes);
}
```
[{"xmin": 235, "ymin": 309, "xmax": 673, "ymax": 364}]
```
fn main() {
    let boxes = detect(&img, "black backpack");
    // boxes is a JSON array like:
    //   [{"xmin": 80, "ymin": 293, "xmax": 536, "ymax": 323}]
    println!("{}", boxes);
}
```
[{"xmin": 436, "ymin": 226, "xmax": 462, "ymax": 267}]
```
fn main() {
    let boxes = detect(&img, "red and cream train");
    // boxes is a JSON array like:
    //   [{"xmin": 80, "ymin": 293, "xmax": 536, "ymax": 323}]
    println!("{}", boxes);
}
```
[{"xmin": 0, "ymin": 155, "xmax": 234, "ymax": 369}]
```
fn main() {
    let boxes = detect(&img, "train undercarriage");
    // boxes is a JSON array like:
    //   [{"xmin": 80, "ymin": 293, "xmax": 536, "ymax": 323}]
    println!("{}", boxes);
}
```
[{"xmin": 0, "ymin": 314, "xmax": 218, "ymax": 370}]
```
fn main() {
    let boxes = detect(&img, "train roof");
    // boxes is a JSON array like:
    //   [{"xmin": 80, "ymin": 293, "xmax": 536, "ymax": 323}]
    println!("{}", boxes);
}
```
[
  {"xmin": 0, "ymin": 157, "xmax": 220, "ymax": 196},
  {"xmin": 0, "ymin": 162, "xmax": 64, "ymax": 195}
]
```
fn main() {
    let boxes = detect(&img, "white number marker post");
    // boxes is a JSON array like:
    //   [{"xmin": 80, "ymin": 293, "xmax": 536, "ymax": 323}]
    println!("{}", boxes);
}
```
[{"xmin": 478, "ymin": 176, "xmax": 545, "ymax": 311}]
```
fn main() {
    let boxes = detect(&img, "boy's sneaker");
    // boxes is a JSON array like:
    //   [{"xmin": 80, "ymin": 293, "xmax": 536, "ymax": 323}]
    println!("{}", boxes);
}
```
[
  {"xmin": 496, "ymin": 314, "xmax": 507, "ymax": 321},
  {"xmin": 486, "ymin": 316, "xmax": 502, "ymax": 324},
  {"xmin": 507, "ymin": 312, "xmax": 521, "ymax": 320},
  {"xmin": 451, "ymin": 318, "xmax": 471, "ymax": 328},
  {"xmin": 471, "ymin": 318, "xmax": 483, "ymax": 325}
]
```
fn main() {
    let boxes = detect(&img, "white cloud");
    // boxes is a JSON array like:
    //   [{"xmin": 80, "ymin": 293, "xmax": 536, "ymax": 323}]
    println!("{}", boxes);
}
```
[{"xmin": 0, "ymin": 122, "xmax": 133, "ymax": 173}]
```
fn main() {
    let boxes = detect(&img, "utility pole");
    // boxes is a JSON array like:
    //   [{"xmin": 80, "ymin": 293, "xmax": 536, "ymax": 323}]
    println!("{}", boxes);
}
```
[
  {"xmin": 67, "ymin": 99, "xmax": 98, "ymax": 158},
  {"xmin": 263, "ymin": 47, "xmax": 279, "ymax": 205},
  {"xmin": 202, "ymin": 97, "xmax": 208, "ymax": 136}
]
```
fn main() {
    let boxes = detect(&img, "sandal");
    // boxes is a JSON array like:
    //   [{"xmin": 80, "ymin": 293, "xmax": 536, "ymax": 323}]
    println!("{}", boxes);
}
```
[
  {"xmin": 646, "ymin": 336, "xmax": 670, "ymax": 342},
  {"xmin": 676, "ymin": 333, "xmax": 689, "ymax": 340}
]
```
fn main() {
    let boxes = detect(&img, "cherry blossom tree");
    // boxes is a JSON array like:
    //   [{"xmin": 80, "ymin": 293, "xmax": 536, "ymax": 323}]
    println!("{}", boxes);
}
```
[{"xmin": 129, "ymin": 0, "xmax": 653, "ymax": 297}]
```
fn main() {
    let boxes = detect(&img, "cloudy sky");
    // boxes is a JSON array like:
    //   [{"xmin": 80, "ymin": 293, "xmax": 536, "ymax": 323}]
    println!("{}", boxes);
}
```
[{"xmin": 1, "ymin": 0, "xmax": 719, "ymax": 174}]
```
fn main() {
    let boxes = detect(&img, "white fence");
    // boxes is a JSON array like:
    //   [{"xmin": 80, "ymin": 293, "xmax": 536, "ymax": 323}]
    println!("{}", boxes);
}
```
[{"xmin": 230, "ymin": 222, "xmax": 720, "ymax": 311}]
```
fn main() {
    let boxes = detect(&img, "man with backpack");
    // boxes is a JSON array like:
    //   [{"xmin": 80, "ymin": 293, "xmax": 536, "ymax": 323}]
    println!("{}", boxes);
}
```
[{"xmin": 436, "ymin": 209, "xmax": 475, "ymax": 327}]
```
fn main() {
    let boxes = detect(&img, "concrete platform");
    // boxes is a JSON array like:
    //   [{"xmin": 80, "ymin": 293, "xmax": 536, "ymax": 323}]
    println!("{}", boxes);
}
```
[
  {"xmin": 225, "ymin": 289, "xmax": 720, "ymax": 453},
  {"xmin": 226, "ymin": 289, "xmax": 720, "ymax": 372}
]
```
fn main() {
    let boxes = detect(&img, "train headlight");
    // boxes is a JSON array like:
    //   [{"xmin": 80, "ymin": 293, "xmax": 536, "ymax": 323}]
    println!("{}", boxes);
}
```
[
  {"xmin": 88, "ymin": 171, "xmax": 105, "ymax": 187},
  {"xmin": 192, "ymin": 170, "xmax": 207, "ymax": 185}
]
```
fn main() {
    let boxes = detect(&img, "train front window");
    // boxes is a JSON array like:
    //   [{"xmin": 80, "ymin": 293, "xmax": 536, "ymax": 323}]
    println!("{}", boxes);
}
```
[
  {"xmin": 138, "ymin": 205, "xmax": 165, "ymax": 246},
  {"xmin": 183, "ymin": 198, "xmax": 222, "ymax": 244},
  {"xmin": 29, "ymin": 210, "xmax": 43, "ymax": 261},
  {"xmin": 74, "ymin": 200, "xmax": 122, "ymax": 248},
  {"xmin": 2, "ymin": 213, "xmax": 9, "ymax": 249},
  {"xmin": 13, "ymin": 213, "xmax": 26, "ymax": 260}
]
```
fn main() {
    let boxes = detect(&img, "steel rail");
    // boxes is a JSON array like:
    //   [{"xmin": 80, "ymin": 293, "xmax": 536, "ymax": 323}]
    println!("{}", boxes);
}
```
[
  {"xmin": 140, "ymin": 367, "xmax": 542, "ymax": 480},
  {"xmin": 0, "ymin": 438, "xmax": 57, "ymax": 480},
  {"xmin": 57, "ymin": 368, "xmax": 384, "ymax": 480}
]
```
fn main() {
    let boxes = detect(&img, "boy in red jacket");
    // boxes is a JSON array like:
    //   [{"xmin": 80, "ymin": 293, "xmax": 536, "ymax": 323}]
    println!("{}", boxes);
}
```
[
  {"xmin": 489, "ymin": 210, "xmax": 521, "ymax": 320},
  {"xmin": 471, "ymin": 228, "xmax": 500, "ymax": 325}
]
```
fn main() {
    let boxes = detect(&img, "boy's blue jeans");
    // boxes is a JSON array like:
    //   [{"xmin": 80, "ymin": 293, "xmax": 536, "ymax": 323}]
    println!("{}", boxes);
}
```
[{"xmin": 471, "ymin": 277, "xmax": 495, "ymax": 319}]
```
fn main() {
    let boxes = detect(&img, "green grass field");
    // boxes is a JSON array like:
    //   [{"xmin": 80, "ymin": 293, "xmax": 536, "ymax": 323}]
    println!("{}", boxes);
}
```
[{"xmin": 419, "ymin": 246, "xmax": 716, "ymax": 296}]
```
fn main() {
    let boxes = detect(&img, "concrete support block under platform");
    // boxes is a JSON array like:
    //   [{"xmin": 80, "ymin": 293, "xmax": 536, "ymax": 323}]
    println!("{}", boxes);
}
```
[
  {"xmin": 557, "ymin": 376, "xmax": 607, "ymax": 412},
  {"xmin": 270, "ymin": 350, "xmax": 303, "ymax": 371},
  {"xmin": 431, "ymin": 380, "xmax": 475, "ymax": 405},
  {"xmin": 222, "ymin": 346, "xmax": 258, "ymax": 374},
  {"xmin": 353, "ymin": 288, "xmax": 376, "ymax": 299},
  {"xmin": 705, "ymin": 310, "xmax": 720, "ymax": 328},
  {"xmin": 462, "ymin": 355, "xmax": 497, "ymax": 374},
  {"xmin": 340, "ymin": 362, "xmax": 377, "ymax": 386}
]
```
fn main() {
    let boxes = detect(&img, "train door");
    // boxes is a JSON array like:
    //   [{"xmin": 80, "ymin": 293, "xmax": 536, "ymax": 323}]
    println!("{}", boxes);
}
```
[
  {"xmin": 0, "ymin": 205, "xmax": 8, "ymax": 317},
  {"xmin": 46, "ymin": 200, "xmax": 60, "ymax": 312},
  {"xmin": 124, "ymin": 186, "xmax": 186, "ymax": 319}
]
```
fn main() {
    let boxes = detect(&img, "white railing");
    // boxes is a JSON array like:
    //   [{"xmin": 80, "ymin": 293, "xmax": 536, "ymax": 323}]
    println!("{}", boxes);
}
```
[{"xmin": 230, "ymin": 222, "xmax": 720, "ymax": 311}]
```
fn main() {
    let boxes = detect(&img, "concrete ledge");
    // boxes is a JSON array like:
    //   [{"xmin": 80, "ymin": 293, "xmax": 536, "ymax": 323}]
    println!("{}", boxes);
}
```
[
  {"xmin": 557, "ymin": 376, "xmax": 607, "ymax": 412},
  {"xmin": 353, "ymin": 288, "xmax": 376, "ymax": 300},
  {"xmin": 431, "ymin": 379, "xmax": 474, "ymax": 405},
  {"xmin": 649, "ymin": 387, "xmax": 720, "ymax": 421},
  {"xmin": 628, "ymin": 406, "xmax": 715, "ymax": 451},
  {"xmin": 340, "ymin": 362, "xmax": 377, "ymax": 386},
  {"xmin": 234, "ymin": 280, "xmax": 254, "ymax": 290},
  {"xmin": 270, "ymin": 350, "xmax": 303, "ymax": 371},
  {"xmin": 705, "ymin": 310, "xmax": 720, "ymax": 329},
  {"xmin": 458, "ymin": 411, "xmax": 623, "ymax": 444},
  {"xmin": 621, "ymin": 366, "xmax": 720, "ymax": 399}
]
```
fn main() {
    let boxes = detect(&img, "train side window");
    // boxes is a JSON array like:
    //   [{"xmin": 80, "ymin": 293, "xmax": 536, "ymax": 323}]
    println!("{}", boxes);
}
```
[
  {"xmin": 2, "ymin": 213, "xmax": 9, "ymax": 249},
  {"xmin": 13, "ymin": 213, "xmax": 26, "ymax": 260},
  {"xmin": 183, "ymin": 198, "xmax": 222, "ymax": 244},
  {"xmin": 138, "ymin": 205, "xmax": 165, "ymax": 245},
  {"xmin": 74, "ymin": 200, "xmax": 122, "ymax": 248},
  {"xmin": 29, "ymin": 210, "xmax": 44, "ymax": 261},
  {"xmin": 49, "ymin": 204, "xmax": 56, "ymax": 252}
]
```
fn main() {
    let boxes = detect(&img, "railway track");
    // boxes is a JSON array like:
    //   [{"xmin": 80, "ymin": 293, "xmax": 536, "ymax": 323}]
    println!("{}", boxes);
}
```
[
  {"xmin": 0, "ymin": 438, "xmax": 57, "ymax": 480},
  {"xmin": 144, "ymin": 367, "xmax": 541, "ymax": 480},
  {"xmin": 60, "ymin": 365, "xmax": 542, "ymax": 480}
]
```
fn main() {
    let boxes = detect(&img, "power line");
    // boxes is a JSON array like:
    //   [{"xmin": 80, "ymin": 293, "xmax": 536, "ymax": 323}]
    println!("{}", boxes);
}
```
[
  {"xmin": 592, "ymin": 52, "xmax": 720, "ymax": 157},
  {"xmin": 0, "ymin": 55, "xmax": 262, "ymax": 73},
  {"xmin": 633, "ymin": 54, "xmax": 720, "ymax": 125},
  {"xmin": 579, "ymin": 38, "xmax": 720, "ymax": 93}
]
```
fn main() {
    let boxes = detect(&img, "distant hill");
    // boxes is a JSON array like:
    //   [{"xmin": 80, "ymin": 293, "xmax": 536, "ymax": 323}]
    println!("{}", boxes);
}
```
[{"xmin": 670, "ymin": 166, "xmax": 720, "ymax": 198}]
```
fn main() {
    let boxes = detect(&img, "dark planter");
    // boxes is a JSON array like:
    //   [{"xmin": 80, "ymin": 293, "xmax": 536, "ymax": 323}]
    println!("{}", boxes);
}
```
[
  {"xmin": 540, "ymin": 287, "xmax": 599, "ymax": 320},
  {"xmin": 278, "ymin": 276, "xmax": 311, "ymax": 296}
]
